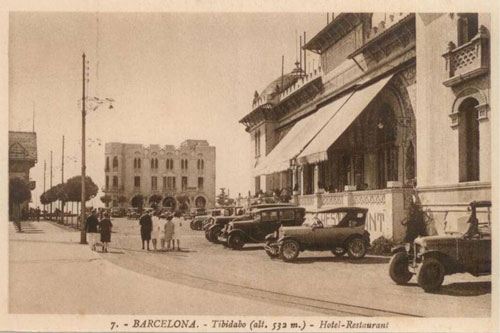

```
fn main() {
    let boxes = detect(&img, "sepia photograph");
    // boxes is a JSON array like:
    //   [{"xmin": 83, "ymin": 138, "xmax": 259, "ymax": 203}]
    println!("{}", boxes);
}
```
[{"xmin": 1, "ymin": 1, "xmax": 498, "ymax": 332}]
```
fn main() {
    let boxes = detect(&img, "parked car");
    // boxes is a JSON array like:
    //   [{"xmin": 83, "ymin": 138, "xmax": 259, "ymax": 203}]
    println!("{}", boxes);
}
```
[
  {"xmin": 264, "ymin": 207, "xmax": 370, "ymax": 262},
  {"xmin": 190, "ymin": 208, "xmax": 230, "ymax": 230},
  {"xmin": 110, "ymin": 207, "xmax": 126, "ymax": 218},
  {"xmin": 126, "ymin": 208, "xmax": 140, "ymax": 220},
  {"xmin": 218, "ymin": 206, "xmax": 306, "ymax": 250},
  {"xmin": 389, "ymin": 201, "xmax": 491, "ymax": 292},
  {"xmin": 205, "ymin": 203, "xmax": 295, "ymax": 243}
]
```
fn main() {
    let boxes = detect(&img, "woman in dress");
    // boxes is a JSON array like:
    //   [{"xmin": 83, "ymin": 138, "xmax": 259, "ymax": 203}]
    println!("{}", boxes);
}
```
[
  {"xmin": 151, "ymin": 209, "xmax": 163, "ymax": 251},
  {"xmin": 164, "ymin": 214, "xmax": 175, "ymax": 251},
  {"xmin": 100, "ymin": 213, "xmax": 113, "ymax": 253},
  {"xmin": 171, "ymin": 212, "xmax": 182, "ymax": 251}
]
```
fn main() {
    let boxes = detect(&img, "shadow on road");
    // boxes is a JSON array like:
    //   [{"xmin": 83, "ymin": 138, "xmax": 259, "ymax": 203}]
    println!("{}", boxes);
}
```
[
  {"xmin": 237, "ymin": 246, "xmax": 264, "ymax": 252},
  {"xmin": 291, "ymin": 256, "xmax": 390, "ymax": 265},
  {"xmin": 405, "ymin": 281, "xmax": 491, "ymax": 297}
]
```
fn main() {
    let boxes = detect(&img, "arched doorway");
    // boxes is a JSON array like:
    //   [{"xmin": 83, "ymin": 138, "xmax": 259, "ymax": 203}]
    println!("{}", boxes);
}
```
[
  {"xmin": 458, "ymin": 98, "xmax": 480, "ymax": 182},
  {"xmin": 195, "ymin": 196, "xmax": 207, "ymax": 209},
  {"xmin": 130, "ymin": 194, "xmax": 144, "ymax": 210},
  {"xmin": 162, "ymin": 197, "xmax": 176, "ymax": 210}
]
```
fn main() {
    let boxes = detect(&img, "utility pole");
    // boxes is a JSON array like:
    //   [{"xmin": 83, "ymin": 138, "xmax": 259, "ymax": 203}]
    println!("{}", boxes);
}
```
[
  {"xmin": 61, "ymin": 135, "xmax": 65, "ymax": 223},
  {"xmin": 80, "ymin": 53, "xmax": 87, "ymax": 244},
  {"xmin": 50, "ymin": 151, "xmax": 53, "ymax": 215},
  {"xmin": 43, "ymin": 160, "xmax": 46, "ymax": 213}
]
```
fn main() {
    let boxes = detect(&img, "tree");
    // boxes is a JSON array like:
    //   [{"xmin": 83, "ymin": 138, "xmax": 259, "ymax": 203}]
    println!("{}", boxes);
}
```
[
  {"xmin": 176, "ymin": 195, "xmax": 190, "ymax": 212},
  {"xmin": 9, "ymin": 177, "xmax": 32, "ymax": 232},
  {"xmin": 64, "ymin": 176, "xmax": 99, "ymax": 202},
  {"xmin": 100, "ymin": 194, "xmax": 112, "ymax": 207},
  {"xmin": 118, "ymin": 195, "xmax": 127, "ymax": 207}
]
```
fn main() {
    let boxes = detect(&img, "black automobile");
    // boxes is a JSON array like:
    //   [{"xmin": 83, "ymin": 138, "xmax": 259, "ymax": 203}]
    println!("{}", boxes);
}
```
[
  {"xmin": 218, "ymin": 206, "xmax": 306, "ymax": 250},
  {"xmin": 389, "ymin": 201, "xmax": 491, "ymax": 292},
  {"xmin": 205, "ymin": 203, "xmax": 294, "ymax": 243}
]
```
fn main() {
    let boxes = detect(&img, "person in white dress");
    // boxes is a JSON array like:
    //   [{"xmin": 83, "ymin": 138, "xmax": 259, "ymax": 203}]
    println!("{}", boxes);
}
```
[
  {"xmin": 151, "ymin": 209, "xmax": 162, "ymax": 251},
  {"xmin": 171, "ymin": 212, "xmax": 182, "ymax": 251},
  {"xmin": 157, "ymin": 214, "xmax": 167, "ymax": 250}
]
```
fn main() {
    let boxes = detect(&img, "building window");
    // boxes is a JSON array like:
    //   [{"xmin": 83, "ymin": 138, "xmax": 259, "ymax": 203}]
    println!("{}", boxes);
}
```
[
  {"xmin": 112, "ymin": 156, "xmax": 118, "ymax": 169},
  {"xmin": 151, "ymin": 158, "xmax": 158, "ymax": 169},
  {"xmin": 197, "ymin": 159, "xmax": 205, "ymax": 170},
  {"xmin": 181, "ymin": 159, "xmax": 188, "ymax": 170},
  {"xmin": 134, "ymin": 176, "xmax": 141, "ymax": 187},
  {"xmin": 112, "ymin": 176, "xmax": 118, "ymax": 188},
  {"xmin": 198, "ymin": 177, "xmax": 204, "ymax": 190},
  {"xmin": 172, "ymin": 177, "xmax": 176, "ymax": 189},
  {"xmin": 133, "ymin": 158, "xmax": 137, "ymax": 169},
  {"xmin": 106, "ymin": 157, "xmax": 110, "ymax": 171},
  {"xmin": 182, "ymin": 176, "xmax": 188, "ymax": 190},
  {"xmin": 457, "ymin": 13, "xmax": 478, "ymax": 46},
  {"xmin": 163, "ymin": 176, "xmax": 167, "ymax": 189},
  {"xmin": 138, "ymin": 158, "xmax": 141, "ymax": 169},
  {"xmin": 105, "ymin": 176, "xmax": 109, "ymax": 190},
  {"xmin": 151, "ymin": 176, "xmax": 158, "ymax": 190},
  {"xmin": 459, "ymin": 98, "xmax": 480, "ymax": 182},
  {"xmin": 255, "ymin": 130, "xmax": 261, "ymax": 157},
  {"xmin": 166, "ymin": 158, "xmax": 174, "ymax": 170}
]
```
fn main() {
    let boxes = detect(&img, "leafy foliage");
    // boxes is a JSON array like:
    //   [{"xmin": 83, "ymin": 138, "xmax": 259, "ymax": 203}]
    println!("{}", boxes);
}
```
[
  {"xmin": 402, "ymin": 199, "xmax": 427, "ymax": 243},
  {"xmin": 370, "ymin": 236, "xmax": 394, "ymax": 255},
  {"xmin": 9, "ymin": 177, "xmax": 32, "ymax": 205},
  {"xmin": 100, "ymin": 194, "xmax": 112, "ymax": 205},
  {"xmin": 131, "ymin": 194, "xmax": 144, "ymax": 208}
]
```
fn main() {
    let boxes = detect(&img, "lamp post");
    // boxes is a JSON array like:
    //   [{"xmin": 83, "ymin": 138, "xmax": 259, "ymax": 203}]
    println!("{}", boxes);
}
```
[{"xmin": 79, "ymin": 53, "xmax": 114, "ymax": 244}]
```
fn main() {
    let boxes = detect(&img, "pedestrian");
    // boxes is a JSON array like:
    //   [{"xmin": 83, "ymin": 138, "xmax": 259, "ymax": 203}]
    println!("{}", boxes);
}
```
[
  {"xmin": 35, "ymin": 207, "xmax": 41, "ymax": 222},
  {"xmin": 164, "ymin": 214, "xmax": 174, "ymax": 251},
  {"xmin": 157, "ymin": 212, "xmax": 167, "ymax": 250},
  {"xmin": 100, "ymin": 213, "xmax": 113, "ymax": 253},
  {"xmin": 139, "ymin": 210, "xmax": 153, "ymax": 250},
  {"xmin": 171, "ymin": 212, "xmax": 182, "ymax": 251},
  {"xmin": 85, "ymin": 209, "xmax": 100, "ymax": 251},
  {"xmin": 151, "ymin": 209, "xmax": 163, "ymax": 251}
]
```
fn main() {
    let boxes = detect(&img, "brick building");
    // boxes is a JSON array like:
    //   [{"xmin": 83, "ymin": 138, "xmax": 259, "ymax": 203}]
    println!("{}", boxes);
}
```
[
  {"xmin": 240, "ymin": 13, "xmax": 491, "ymax": 242},
  {"xmin": 103, "ymin": 140, "xmax": 216, "ymax": 210}
]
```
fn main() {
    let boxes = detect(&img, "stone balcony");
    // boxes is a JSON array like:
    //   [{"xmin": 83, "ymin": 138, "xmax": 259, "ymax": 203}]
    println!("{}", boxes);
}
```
[
  {"xmin": 293, "ymin": 185, "xmax": 413, "ymax": 242},
  {"xmin": 442, "ymin": 26, "xmax": 489, "ymax": 87}
]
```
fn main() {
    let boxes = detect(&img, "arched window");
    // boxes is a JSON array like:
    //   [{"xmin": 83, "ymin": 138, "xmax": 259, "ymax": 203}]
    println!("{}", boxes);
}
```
[
  {"xmin": 155, "ymin": 158, "xmax": 158, "ymax": 169},
  {"xmin": 133, "ymin": 158, "xmax": 137, "ymax": 169},
  {"xmin": 185, "ymin": 159, "xmax": 188, "ymax": 170},
  {"xmin": 105, "ymin": 176, "xmax": 109, "ymax": 190},
  {"xmin": 106, "ymin": 157, "xmax": 110, "ymax": 171},
  {"xmin": 113, "ymin": 176, "xmax": 118, "ymax": 188},
  {"xmin": 138, "ymin": 158, "xmax": 141, "ymax": 169},
  {"xmin": 197, "ymin": 159, "xmax": 200, "ymax": 170},
  {"xmin": 112, "ymin": 156, "xmax": 118, "ymax": 168},
  {"xmin": 151, "ymin": 158, "xmax": 154, "ymax": 169},
  {"xmin": 201, "ymin": 160, "xmax": 204, "ymax": 169},
  {"xmin": 459, "ymin": 98, "xmax": 480, "ymax": 182}
]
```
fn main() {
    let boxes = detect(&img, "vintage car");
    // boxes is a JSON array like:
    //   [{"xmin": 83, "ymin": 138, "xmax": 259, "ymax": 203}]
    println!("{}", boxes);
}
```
[
  {"xmin": 110, "ymin": 207, "xmax": 126, "ymax": 218},
  {"xmin": 205, "ymin": 203, "xmax": 295, "ymax": 243},
  {"xmin": 126, "ymin": 208, "xmax": 140, "ymax": 220},
  {"xmin": 190, "ymin": 208, "xmax": 229, "ymax": 230},
  {"xmin": 264, "ymin": 207, "xmax": 370, "ymax": 262},
  {"xmin": 218, "ymin": 206, "xmax": 306, "ymax": 250},
  {"xmin": 389, "ymin": 201, "xmax": 491, "ymax": 292}
]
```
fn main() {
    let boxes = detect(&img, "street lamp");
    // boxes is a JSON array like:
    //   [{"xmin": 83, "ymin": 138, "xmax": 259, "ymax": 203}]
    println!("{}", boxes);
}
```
[{"xmin": 80, "ymin": 53, "xmax": 114, "ymax": 244}]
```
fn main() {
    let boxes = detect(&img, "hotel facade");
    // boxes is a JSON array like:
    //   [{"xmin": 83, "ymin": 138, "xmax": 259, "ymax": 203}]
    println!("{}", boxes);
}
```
[
  {"xmin": 240, "ymin": 13, "xmax": 491, "ymax": 242},
  {"xmin": 103, "ymin": 140, "xmax": 216, "ymax": 210}
]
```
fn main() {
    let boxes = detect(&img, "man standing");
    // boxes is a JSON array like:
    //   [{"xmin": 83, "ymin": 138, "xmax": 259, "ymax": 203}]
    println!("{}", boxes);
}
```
[
  {"xmin": 85, "ymin": 210, "xmax": 100, "ymax": 251},
  {"xmin": 139, "ymin": 210, "xmax": 153, "ymax": 250}
]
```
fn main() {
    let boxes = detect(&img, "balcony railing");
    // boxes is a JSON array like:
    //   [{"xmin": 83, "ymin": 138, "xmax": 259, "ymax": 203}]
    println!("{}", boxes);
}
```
[{"xmin": 442, "ymin": 26, "xmax": 489, "ymax": 87}]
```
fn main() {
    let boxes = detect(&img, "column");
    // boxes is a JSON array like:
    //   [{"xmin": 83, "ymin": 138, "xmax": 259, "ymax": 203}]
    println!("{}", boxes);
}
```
[{"xmin": 313, "ymin": 164, "xmax": 319, "ymax": 194}]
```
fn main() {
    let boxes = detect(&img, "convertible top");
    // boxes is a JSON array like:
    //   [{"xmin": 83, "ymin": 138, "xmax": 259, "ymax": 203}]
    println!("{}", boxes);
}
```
[{"xmin": 307, "ymin": 206, "xmax": 368, "ymax": 214}]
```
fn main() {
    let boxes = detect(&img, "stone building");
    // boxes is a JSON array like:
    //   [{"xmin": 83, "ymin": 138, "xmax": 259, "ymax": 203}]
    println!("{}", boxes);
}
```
[
  {"xmin": 9, "ymin": 131, "xmax": 37, "ymax": 216},
  {"xmin": 240, "ymin": 13, "xmax": 491, "ymax": 242},
  {"xmin": 103, "ymin": 140, "xmax": 216, "ymax": 210}
]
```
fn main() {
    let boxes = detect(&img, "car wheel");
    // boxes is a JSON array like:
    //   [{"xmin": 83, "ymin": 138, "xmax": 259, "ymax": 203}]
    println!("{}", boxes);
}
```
[
  {"xmin": 208, "ymin": 227, "xmax": 222, "ymax": 244},
  {"xmin": 346, "ymin": 237, "xmax": 367, "ymax": 259},
  {"xmin": 204, "ymin": 230, "xmax": 211, "ymax": 241},
  {"xmin": 389, "ymin": 252, "xmax": 413, "ymax": 285},
  {"xmin": 280, "ymin": 239, "xmax": 300, "ymax": 262},
  {"xmin": 417, "ymin": 257, "xmax": 445, "ymax": 292},
  {"xmin": 331, "ymin": 247, "xmax": 346, "ymax": 257},
  {"xmin": 265, "ymin": 241, "xmax": 279, "ymax": 259},
  {"xmin": 228, "ymin": 233, "xmax": 245, "ymax": 250}
]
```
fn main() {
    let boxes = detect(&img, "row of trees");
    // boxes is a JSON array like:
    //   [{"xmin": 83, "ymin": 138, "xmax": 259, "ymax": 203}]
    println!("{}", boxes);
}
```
[{"xmin": 40, "ymin": 176, "xmax": 98, "ymax": 222}]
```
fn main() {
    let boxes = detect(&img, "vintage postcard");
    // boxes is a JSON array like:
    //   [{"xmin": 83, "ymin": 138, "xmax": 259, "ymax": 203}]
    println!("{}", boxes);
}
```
[{"xmin": 1, "ymin": 0, "xmax": 498, "ymax": 332}]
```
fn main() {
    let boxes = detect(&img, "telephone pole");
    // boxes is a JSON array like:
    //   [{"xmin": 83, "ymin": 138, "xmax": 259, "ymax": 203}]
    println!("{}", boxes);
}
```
[
  {"xmin": 80, "ymin": 53, "xmax": 87, "ymax": 244},
  {"xmin": 50, "ymin": 150, "xmax": 53, "ymax": 215},
  {"xmin": 43, "ymin": 160, "xmax": 46, "ymax": 213},
  {"xmin": 61, "ymin": 135, "xmax": 65, "ymax": 222}
]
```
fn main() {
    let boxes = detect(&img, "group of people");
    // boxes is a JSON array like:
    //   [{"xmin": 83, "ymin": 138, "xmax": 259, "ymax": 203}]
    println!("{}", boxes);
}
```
[
  {"xmin": 85, "ymin": 209, "xmax": 113, "ymax": 253},
  {"xmin": 139, "ymin": 210, "xmax": 182, "ymax": 251}
]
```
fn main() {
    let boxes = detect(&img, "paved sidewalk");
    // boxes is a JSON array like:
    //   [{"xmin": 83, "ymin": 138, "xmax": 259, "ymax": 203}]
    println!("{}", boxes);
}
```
[{"xmin": 9, "ymin": 221, "xmax": 317, "ymax": 315}]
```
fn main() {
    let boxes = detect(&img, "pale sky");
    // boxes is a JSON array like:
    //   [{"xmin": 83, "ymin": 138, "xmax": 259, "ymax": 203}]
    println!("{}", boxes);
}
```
[{"xmin": 9, "ymin": 12, "xmax": 325, "ymax": 206}]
